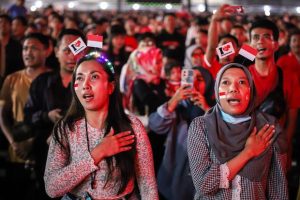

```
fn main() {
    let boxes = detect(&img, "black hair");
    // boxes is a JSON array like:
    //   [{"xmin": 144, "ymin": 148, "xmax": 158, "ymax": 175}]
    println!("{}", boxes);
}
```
[
  {"xmin": 289, "ymin": 28, "xmax": 300, "ymax": 38},
  {"xmin": 195, "ymin": 16, "xmax": 209, "ymax": 26},
  {"xmin": 53, "ymin": 51, "xmax": 135, "ymax": 194},
  {"xmin": 218, "ymin": 34, "xmax": 239, "ymax": 47},
  {"xmin": 13, "ymin": 16, "xmax": 28, "ymax": 26},
  {"xmin": 110, "ymin": 24, "xmax": 126, "ymax": 37},
  {"xmin": 0, "ymin": 14, "xmax": 12, "ymax": 24},
  {"xmin": 24, "ymin": 33, "xmax": 50, "ymax": 49},
  {"xmin": 50, "ymin": 12, "xmax": 64, "ymax": 23},
  {"xmin": 162, "ymin": 48, "xmax": 180, "ymax": 61},
  {"xmin": 288, "ymin": 28, "xmax": 300, "ymax": 45},
  {"xmin": 108, "ymin": 25, "xmax": 126, "ymax": 55},
  {"xmin": 164, "ymin": 60, "xmax": 182, "ymax": 77},
  {"xmin": 232, "ymin": 24, "xmax": 245, "ymax": 31},
  {"xmin": 137, "ymin": 32, "xmax": 156, "ymax": 43},
  {"xmin": 249, "ymin": 19, "xmax": 279, "ymax": 42},
  {"xmin": 95, "ymin": 17, "xmax": 109, "ymax": 25},
  {"xmin": 56, "ymin": 28, "xmax": 86, "ymax": 47}
]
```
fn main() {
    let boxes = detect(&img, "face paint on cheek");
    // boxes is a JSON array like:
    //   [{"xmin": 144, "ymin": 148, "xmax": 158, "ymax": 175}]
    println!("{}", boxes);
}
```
[
  {"xmin": 74, "ymin": 83, "xmax": 79, "ymax": 91},
  {"xmin": 219, "ymin": 91, "xmax": 227, "ymax": 99}
]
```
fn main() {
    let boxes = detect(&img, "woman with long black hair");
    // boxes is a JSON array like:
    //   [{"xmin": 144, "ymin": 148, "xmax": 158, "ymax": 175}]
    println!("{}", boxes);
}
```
[{"xmin": 44, "ymin": 50, "xmax": 158, "ymax": 200}]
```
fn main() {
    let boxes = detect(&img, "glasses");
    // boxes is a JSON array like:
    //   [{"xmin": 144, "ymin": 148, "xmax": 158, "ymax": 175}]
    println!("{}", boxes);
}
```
[{"xmin": 251, "ymin": 33, "xmax": 274, "ymax": 42}]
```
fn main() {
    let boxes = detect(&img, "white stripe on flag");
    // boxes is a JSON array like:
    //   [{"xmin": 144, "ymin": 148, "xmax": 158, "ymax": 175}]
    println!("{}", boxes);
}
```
[
  {"xmin": 239, "ymin": 48, "xmax": 256, "ymax": 61},
  {"xmin": 87, "ymin": 40, "xmax": 103, "ymax": 48}
]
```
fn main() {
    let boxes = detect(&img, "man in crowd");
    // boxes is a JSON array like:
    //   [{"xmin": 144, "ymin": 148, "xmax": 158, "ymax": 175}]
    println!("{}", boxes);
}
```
[
  {"xmin": 0, "ymin": 33, "xmax": 50, "ymax": 200},
  {"xmin": 249, "ymin": 19, "xmax": 300, "ymax": 171},
  {"xmin": 24, "ymin": 29, "xmax": 85, "ymax": 200}
]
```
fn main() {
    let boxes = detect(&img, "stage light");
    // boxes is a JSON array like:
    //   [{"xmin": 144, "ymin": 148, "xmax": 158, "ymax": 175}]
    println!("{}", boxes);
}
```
[
  {"xmin": 132, "ymin": 3, "xmax": 140, "ymax": 10},
  {"xmin": 165, "ymin": 3, "xmax": 172, "ymax": 10}
]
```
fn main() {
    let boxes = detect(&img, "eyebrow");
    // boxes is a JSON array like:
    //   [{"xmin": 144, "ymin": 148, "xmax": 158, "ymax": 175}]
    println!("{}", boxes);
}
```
[{"xmin": 76, "ymin": 70, "xmax": 102, "ymax": 75}]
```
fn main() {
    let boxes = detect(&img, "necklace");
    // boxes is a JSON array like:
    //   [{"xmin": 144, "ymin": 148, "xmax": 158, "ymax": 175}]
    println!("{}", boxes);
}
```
[{"xmin": 84, "ymin": 116, "xmax": 97, "ymax": 189}]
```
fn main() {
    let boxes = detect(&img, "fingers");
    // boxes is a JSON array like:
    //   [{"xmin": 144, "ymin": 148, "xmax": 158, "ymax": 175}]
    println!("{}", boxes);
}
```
[
  {"xmin": 261, "ymin": 126, "xmax": 275, "ymax": 142},
  {"xmin": 115, "ymin": 131, "xmax": 132, "ymax": 138},
  {"xmin": 119, "ymin": 146, "xmax": 133, "ymax": 152},
  {"xmin": 257, "ymin": 124, "xmax": 275, "ymax": 138}
]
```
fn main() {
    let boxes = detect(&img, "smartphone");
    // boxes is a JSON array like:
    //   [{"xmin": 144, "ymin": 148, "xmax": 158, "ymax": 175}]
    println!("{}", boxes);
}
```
[
  {"xmin": 181, "ymin": 68, "xmax": 194, "ymax": 89},
  {"xmin": 229, "ymin": 5, "xmax": 244, "ymax": 14}
]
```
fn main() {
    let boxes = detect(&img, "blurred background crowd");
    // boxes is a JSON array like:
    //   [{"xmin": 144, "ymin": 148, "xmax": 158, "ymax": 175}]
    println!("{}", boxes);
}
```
[{"xmin": 0, "ymin": 0, "xmax": 299, "ymax": 199}]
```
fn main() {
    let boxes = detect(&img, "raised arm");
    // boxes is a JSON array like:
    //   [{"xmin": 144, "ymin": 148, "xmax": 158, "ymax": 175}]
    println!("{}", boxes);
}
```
[{"xmin": 205, "ymin": 4, "xmax": 232, "ymax": 65}]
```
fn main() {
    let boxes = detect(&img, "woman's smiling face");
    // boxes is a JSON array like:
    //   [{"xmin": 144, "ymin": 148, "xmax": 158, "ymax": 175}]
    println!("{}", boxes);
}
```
[{"xmin": 218, "ymin": 67, "xmax": 250, "ymax": 115}]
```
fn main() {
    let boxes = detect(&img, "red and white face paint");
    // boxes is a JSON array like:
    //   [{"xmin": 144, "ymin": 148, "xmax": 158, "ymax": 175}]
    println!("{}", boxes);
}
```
[
  {"xmin": 218, "ymin": 68, "xmax": 251, "ymax": 115},
  {"xmin": 74, "ymin": 83, "xmax": 79, "ymax": 90},
  {"xmin": 219, "ymin": 91, "xmax": 227, "ymax": 99}
]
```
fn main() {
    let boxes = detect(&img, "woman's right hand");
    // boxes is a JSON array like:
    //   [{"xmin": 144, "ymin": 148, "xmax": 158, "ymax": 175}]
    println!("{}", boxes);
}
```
[
  {"xmin": 91, "ymin": 129, "xmax": 135, "ymax": 165},
  {"xmin": 244, "ymin": 124, "xmax": 275, "ymax": 158}
]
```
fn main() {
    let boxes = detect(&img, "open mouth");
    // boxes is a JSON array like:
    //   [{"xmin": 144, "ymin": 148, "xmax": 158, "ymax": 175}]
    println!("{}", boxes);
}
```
[
  {"xmin": 227, "ymin": 98, "xmax": 241, "ymax": 105},
  {"xmin": 24, "ymin": 56, "xmax": 34, "ymax": 61},
  {"xmin": 83, "ymin": 94, "xmax": 94, "ymax": 101},
  {"xmin": 257, "ymin": 48, "xmax": 266, "ymax": 53}
]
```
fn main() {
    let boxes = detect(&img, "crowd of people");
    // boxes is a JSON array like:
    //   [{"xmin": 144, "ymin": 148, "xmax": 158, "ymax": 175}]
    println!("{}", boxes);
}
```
[{"xmin": 0, "ymin": 1, "xmax": 300, "ymax": 199}]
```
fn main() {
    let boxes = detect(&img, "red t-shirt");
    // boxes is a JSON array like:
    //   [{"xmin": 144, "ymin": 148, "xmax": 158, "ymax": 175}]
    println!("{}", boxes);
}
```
[
  {"xmin": 202, "ymin": 56, "xmax": 221, "ymax": 79},
  {"xmin": 249, "ymin": 64, "xmax": 300, "ymax": 109}
]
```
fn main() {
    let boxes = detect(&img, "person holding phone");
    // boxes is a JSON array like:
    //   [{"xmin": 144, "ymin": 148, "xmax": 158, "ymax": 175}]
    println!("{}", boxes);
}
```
[
  {"xmin": 188, "ymin": 63, "xmax": 288, "ymax": 200},
  {"xmin": 148, "ymin": 66, "xmax": 215, "ymax": 200}
]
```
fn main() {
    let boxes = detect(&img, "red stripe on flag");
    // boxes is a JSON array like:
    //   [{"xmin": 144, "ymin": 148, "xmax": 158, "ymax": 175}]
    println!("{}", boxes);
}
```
[
  {"xmin": 87, "ymin": 35, "xmax": 103, "ymax": 42},
  {"xmin": 74, "ymin": 83, "xmax": 78, "ymax": 88},
  {"xmin": 240, "ymin": 44, "xmax": 257, "ymax": 56}
]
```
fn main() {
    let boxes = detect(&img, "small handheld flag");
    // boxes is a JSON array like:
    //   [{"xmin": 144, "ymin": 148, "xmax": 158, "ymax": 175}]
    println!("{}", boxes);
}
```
[
  {"xmin": 68, "ymin": 37, "xmax": 87, "ymax": 55},
  {"xmin": 216, "ymin": 42, "xmax": 235, "ymax": 59},
  {"xmin": 87, "ymin": 35, "xmax": 103, "ymax": 48},
  {"xmin": 238, "ymin": 44, "xmax": 258, "ymax": 61}
]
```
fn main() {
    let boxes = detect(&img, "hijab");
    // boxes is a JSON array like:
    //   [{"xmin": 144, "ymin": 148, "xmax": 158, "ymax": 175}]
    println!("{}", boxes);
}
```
[{"xmin": 204, "ymin": 63, "xmax": 287, "ymax": 181}]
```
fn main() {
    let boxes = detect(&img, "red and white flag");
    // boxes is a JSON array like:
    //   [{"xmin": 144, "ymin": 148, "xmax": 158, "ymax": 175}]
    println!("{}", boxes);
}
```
[
  {"xmin": 68, "ymin": 37, "xmax": 87, "ymax": 55},
  {"xmin": 238, "ymin": 44, "xmax": 258, "ymax": 61},
  {"xmin": 87, "ymin": 35, "xmax": 103, "ymax": 48},
  {"xmin": 216, "ymin": 42, "xmax": 235, "ymax": 59}
]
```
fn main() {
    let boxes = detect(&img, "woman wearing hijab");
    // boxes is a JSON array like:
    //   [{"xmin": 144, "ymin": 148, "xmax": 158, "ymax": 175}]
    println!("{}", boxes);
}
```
[
  {"xmin": 148, "ymin": 66, "xmax": 215, "ymax": 200},
  {"xmin": 187, "ymin": 63, "xmax": 288, "ymax": 199}
]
